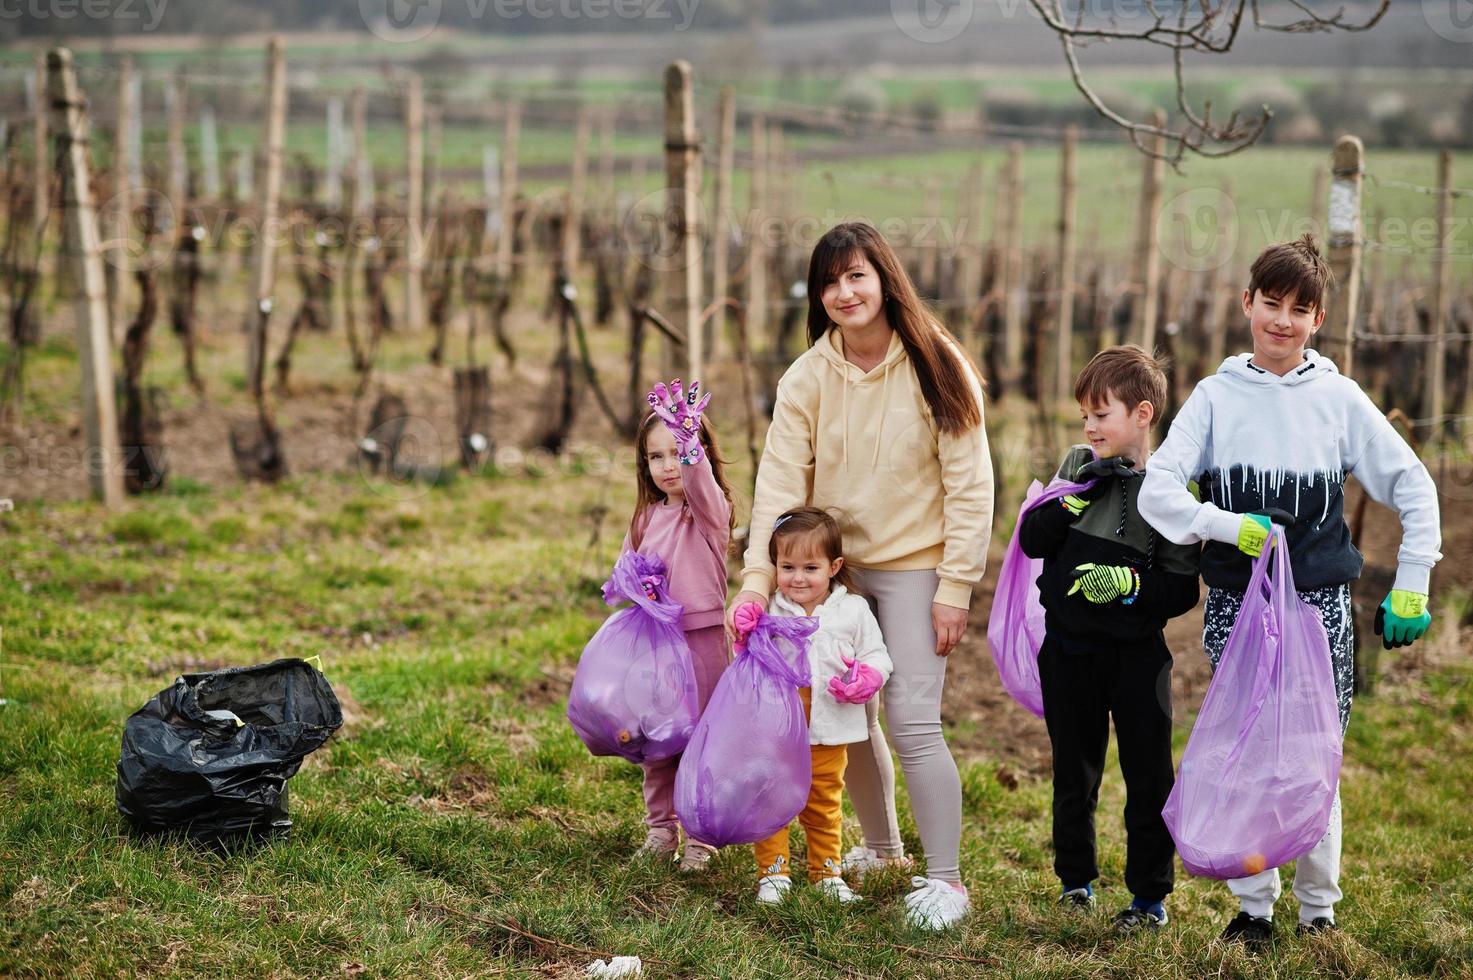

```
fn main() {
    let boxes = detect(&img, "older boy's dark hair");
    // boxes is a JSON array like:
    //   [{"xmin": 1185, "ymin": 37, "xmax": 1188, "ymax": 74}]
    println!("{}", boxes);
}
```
[
  {"xmin": 1074, "ymin": 345, "xmax": 1168, "ymax": 427},
  {"xmin": 1247, "ymin": 233, "xmax": 1334, "ymax": 311}
]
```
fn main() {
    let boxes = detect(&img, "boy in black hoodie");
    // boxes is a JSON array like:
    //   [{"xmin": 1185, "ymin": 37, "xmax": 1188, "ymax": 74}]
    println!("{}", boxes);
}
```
[{"xmin": 1020, "ymin": 345, "xmax": 1200, "ymax": 933}]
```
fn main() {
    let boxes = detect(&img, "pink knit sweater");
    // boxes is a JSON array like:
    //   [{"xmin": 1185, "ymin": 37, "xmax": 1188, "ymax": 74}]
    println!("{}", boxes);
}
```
[{"xmin": 622, "ymin": 456, "xmax": 732, "ymax": 631}]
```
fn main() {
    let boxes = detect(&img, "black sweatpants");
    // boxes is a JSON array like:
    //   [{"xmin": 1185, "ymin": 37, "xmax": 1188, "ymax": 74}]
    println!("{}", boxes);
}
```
[{"xmin": 1038, "ymin": 630, "xmax": 1176, "ymax": 902}]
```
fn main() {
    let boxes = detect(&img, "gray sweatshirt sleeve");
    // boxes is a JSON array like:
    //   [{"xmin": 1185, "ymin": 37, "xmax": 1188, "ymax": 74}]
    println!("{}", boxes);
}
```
[
  {"xmin": 1139, "ymin": 386, "xmax": 1244, "ymax": 547},
  {"xmin": 1346, "ymin": 390, "xmax": 1442, "ymax": 594}
]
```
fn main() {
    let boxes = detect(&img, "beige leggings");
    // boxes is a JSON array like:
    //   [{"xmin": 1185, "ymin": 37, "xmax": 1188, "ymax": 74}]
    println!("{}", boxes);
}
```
[{"xmin": 843, "ymin": 567, "xmax": 963, "ymax": 883}]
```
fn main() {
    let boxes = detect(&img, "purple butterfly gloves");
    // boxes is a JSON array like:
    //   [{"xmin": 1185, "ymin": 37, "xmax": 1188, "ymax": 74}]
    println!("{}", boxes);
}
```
[{"xmin": 647, "ymin": 379, "xmax": 712, "ymax": 466}]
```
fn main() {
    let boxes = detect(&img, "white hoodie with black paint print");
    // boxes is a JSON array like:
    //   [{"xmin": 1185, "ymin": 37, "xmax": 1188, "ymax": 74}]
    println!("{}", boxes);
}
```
[{"xmin": 1138, "ymin": 350, "xmax": 1441, "ymax": 594}]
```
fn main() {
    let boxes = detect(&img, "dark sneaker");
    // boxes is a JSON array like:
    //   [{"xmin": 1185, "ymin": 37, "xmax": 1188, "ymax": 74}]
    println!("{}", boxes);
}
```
[
  {"xmin": 1114, "ymin": 905, "xmax": 1168, "ymax": 933},
  {"xmin": 1297, "ymin": 917, "xmax": 1338, "ymax": 936},
  {"xmin": 1058, "ymin": 886, "xmax": 1094, "ymax": 910},
  {"xmin": 1221, "ymin": 911, "xmax": 1274, "ymax": 949}
]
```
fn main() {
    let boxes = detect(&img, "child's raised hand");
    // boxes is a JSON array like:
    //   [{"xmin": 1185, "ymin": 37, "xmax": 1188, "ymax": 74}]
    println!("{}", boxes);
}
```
[
  {"xmin": 647, "ymin": 379, "xmax": 713, "ymax": 466},
  {"xmin": 827, "ymin": 655, "xmax": 883, "ymax": 704},
  {"xmin": 732, "ymin": 600, "xmax": 764, "ymax": 651}
]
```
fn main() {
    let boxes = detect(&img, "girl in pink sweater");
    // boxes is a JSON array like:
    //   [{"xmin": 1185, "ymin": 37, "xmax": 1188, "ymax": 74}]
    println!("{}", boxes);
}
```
[{"xmin": 624, "ymin": 380, "xmax": 735, "ymax": 871}]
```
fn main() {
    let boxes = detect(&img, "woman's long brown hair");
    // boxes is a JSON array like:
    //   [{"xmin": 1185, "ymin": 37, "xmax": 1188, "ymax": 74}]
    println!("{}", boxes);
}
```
[
  {"xmin": 805, "ymin": 221, "xmax": 983, "ymax": 435},
  {"xmin": 629, "ymin": 411, "xmax": 736, "ymax": 553}
]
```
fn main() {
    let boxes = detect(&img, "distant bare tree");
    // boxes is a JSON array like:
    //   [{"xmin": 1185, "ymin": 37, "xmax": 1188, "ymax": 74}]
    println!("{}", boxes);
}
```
[{"xmin": 1029, "ymin": 1, "xmax": 1389, "ymax": 163}]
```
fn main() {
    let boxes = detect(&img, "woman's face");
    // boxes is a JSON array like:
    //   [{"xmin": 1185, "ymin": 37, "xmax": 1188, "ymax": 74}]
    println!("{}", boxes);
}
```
[{"xmin": 820, "ymin": 253, "xmax": 886, "ymax": 332}]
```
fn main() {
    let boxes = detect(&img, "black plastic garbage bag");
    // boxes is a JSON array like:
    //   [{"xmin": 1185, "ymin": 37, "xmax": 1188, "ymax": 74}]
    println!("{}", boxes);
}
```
[{"xmin": 116, "ymin": 658, "xmax": 343, "ymax": 842}]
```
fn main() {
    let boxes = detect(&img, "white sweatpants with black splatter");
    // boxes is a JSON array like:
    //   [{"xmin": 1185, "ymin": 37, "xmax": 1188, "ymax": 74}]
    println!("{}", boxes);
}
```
[{"xmin": 1202, "ymin": 583, "xmax": 1353, "ymax": 925}]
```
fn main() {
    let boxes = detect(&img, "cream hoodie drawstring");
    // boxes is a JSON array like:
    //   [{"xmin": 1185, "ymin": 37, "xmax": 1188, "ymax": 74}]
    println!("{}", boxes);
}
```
[
  {"xmin": 871, "ymin": 360, "xmax": 891, "ymax": 468},
  {"xmin": 840, "ymin": 365, "xmax": 850, "ymax": 469}
]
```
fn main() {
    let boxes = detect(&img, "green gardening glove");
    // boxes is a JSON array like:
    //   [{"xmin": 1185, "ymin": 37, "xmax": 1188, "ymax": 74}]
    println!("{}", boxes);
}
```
[
  {"xmin": 1235, "ymin": 510, "xmax": 1294, "ymax": 558},
  {"xmin": 1060, "ymin": 493, "xmax": 1091, "ymax": 517},
  {"xmin": 1374, "ymin": 590, "xmax": 1431, "ymax": 650},
  {"xmin": 1067, "ymin": 563, "xmax": 1141, "ymax": 605},
  {"xmin": 1237, "ymin": 514, "xmax": 1272, "ymax": 558}
]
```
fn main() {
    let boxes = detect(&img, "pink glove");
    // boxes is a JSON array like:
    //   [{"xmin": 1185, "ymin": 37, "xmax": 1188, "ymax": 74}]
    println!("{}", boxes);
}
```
[
  {"xmin": 827, "ymin": 656, "xmax": 883, "ymax": 705},
  {"xmin": 732, "ymin": 601, "xmax": 763, "ymax": 652}
]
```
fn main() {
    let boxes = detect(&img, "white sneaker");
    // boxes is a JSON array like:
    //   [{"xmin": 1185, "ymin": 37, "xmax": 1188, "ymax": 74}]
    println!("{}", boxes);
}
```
[
  {"xmin": 756, "ymin": 874, "xmax": 792, "ymax": 905},
  {"xmin": 839, "ymin": 845, "xmax": 914, "ymax": 880},
  {"xmin": 903, "ymin": 876, "xmax": 970, "ymax": 931},
  {"xmin": 814, "ymin": 876, "xmax": 863, "ymax": 904}
]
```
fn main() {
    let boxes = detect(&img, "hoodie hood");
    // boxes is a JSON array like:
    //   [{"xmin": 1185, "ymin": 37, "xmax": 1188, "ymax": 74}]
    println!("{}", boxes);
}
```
[
  {"xmin": 815, "ymin": 327, "xmax": 909, "ymax": 468},
  {"xmin": 1217, "ymin": 349, "xmax": 1339, "ymax": 387}
]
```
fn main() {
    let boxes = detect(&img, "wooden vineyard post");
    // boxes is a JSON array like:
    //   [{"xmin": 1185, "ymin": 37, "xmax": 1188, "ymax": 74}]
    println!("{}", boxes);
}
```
[
  {"xmin": 34, "ymin": 51, "xmax": 49, "ymax": 238},
  {"xmin": 1325, "ymin": 136, "xmax": 1364, "ymax": 379},
  {"xmin": 564, "ymin": 108, "xmax": 589, "ymax": 275},
  {"xmin": 110, "ymin": 56, "xmax": 135, "ymax": 342},
  {"xmin": 956, "ymin": 159, "xmax": 984, "ymax": 351},
  {"xmin": 1055, "ymin": 125, "xmax": 1077, "ymax": 410},
  {"xmin": 1205, "ymin": 180, "xmax": 1234, "ymax": 370},
  {"xmin": 709, "ymin": 86, "xmax": 736, "ymax": 362},
  {"xmin": 664, "ymin": 61, "xmax": 703, "ymax": 381},
  {"xmin": 1427, "ymin": 150, "xmax": 1453, "ymax": 443},
  {"xmin": 496, "ymin": 101, "xmax": 521, "ymax": 287},
  {"xmin": 240, "ymin": 35, "xmax": 288, "ymax": 481},
  {"xmin": 47, "ymin": 48, "xmax": 124, "ymax": 507},
  {"xmin": 1134, "ymin": 109, "xmax": 1166, "ymax": 351},
  {"xmin": 598, "ymin": 110, "xmax": 616, "ymax": 210},
  {"xmin": 200, "ymin": 105, "xmax": 221, "ymax": 200},
  {"xmin": 166, "ymin": 71, "xmax": 186, "ymax": 244},
  {"xmin": 746, "ymin": 113, "xmax": 768, "ymax": 356},
  {"xmin": 921, "ymin": 177, "xmax": 940, "ymax": 296},
  {"xmin": 350, "ymin": 87, "xmax": 370, "ymax": 217},
  {"xmin": 404, "ymin": 73, "xmax": 425, "ymax": 333},
  {"xmin": 1000, "ymin": 143, "xmax": 1024, "ymax": 390}
]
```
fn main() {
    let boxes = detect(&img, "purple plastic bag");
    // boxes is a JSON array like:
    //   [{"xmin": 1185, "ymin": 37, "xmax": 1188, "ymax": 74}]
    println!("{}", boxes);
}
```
[
  {"xmin": 1163, "ymin": 529, "xmax": 1343, "ymax": 880},
  {"xmin": 674, "ymin": 612, "xmax": 816, "ymax": 847},
  {"xmin": 566, "ymin": 551, "xmax": 699, "ymax": 764},
  {"xmin": 987, "ymin": 474, "xmax": 1092, "ymax": 717}
]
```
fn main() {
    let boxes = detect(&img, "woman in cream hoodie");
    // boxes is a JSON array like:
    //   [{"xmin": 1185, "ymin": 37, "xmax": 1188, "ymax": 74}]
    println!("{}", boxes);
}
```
[{"xmin": 725, "ymin": 222, "xmax": 994, "ymax": 930}]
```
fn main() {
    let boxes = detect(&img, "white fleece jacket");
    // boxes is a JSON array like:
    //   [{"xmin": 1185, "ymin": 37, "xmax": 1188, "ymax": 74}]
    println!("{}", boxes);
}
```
[
  {"xmin": 769, "ymin": 585, "xmax": 894, "ymax": 746},
  {"xmin": 1139, "ymin": 351, "xmax": 1442, "ymax": 594}
]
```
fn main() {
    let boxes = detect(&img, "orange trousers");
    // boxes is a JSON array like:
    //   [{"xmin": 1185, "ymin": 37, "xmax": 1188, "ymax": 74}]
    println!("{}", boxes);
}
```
[{"xmin": 753, "ymin": 687, "xmax": 850, "ymax": 882}]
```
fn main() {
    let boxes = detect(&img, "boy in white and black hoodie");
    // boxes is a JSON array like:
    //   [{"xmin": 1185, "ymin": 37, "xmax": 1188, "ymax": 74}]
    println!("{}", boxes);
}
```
[{"xmin": 1139, "ymin": 234, "xmax": 1442, "ymax": 947}]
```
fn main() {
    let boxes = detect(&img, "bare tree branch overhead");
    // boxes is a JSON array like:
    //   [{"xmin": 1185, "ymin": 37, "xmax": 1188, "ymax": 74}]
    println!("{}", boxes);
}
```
[{"xmin": 1028, "ymin": 0, "xmax": 1390, "ymax": 165}]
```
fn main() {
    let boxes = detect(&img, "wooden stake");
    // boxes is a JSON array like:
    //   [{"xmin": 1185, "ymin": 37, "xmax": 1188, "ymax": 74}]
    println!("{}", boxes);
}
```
[
  {"xmin": 598, "ymin": 109, "xmax": 616, "ymax": 210},
  {"xmin": 47, "ymin": 48, "xmax": 123, "ymax": 507},
  {"xmin": 199, "ymin": 105, "xmax": 221, "ymax": 200},
  {"xmin": 247, "ymin": 36, "xmax": 287, "ymax": 402},
  {"xmin": 1205, "ymin": 180, "xmax": 1234, "ymax": 370},
  {"xmin": 1134, "ymin": 109, "xmax": 1166, "ymax": 350},
  {"xmin": 710, "ymin": 86, "xmax": 735, "ymax": 362},
  {"xmin": 957, "ymin": 159, "xmax": 984, "ymax": 350},
  {"xmin": 110, "ymin": 56, "xmax": 135, "ymax": 343},
  {"xmin": 166, "ymin": 71, "xmax": 186, "ymax": 241},
  {"xmin": 350, "ymin": 87, "xmax": 369, "ymax": 217},
  {"xmin": 747, "ymin": 113, "xmax": 768, "ymax": 355},
  {"xmin": 404, "ymin": 73, "xmax": 425, "ymax": 332},
  {"xmin": 663, "ymin": 61, "xmax": 703, "ymax": 381},
  {"xmin": 34, "ymin": 51, "xmax": 48, "ymax": 236},
  {"xmin": 1428, "ymin": 149, "xmax": 1453, "ymax": 442},
  {"xmin": 495, "ymin": 100, "xmax": 520, "ymax": 284},
  {"xmin": 563, "ymin": 107, "xmax": 589, "ymax": 274},
  {"xmin": 1054, "ymin": 125, "xmax": 1077, "ymax": 409},
  {"xmin": 1325, "ymin": 135, "xmax": 1364, "ymax": 378},
  {"xmin": 1001, "ymin": 142, "xmax": 1024, "ymax": 386}
]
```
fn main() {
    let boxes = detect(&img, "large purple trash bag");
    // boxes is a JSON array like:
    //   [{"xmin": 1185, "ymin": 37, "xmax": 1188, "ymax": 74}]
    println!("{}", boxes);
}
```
[
  {"xmin": 566, "ymin": 551, "xmax": 699, "ymax": 764},
  {"xmin": 1163, "ymin": 528, "xmax": 1343, "ymax": 880},
  {"xmin": 987, "ymin": 474, "xmax": 1092, "ymax": 718},
  {"xmin": 674, "ymin": 612, "xmax": 816, "ymax": 847}
]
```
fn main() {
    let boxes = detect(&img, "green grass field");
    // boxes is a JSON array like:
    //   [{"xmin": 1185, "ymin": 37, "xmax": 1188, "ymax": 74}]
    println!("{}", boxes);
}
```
[{"xmin": 3, "ymin": 357, "xmax": 1472, "ymax": 975}]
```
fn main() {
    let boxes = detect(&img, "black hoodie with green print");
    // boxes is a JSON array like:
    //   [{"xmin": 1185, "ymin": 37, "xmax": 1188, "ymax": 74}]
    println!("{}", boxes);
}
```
[{"xmin": 1020, "ymin": 446, "xmax": 1201, "ymax": 650}]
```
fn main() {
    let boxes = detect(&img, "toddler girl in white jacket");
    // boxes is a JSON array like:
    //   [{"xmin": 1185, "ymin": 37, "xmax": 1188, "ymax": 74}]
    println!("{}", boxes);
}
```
[{"xmin": 733, "ymin": 507, "xmax": 893, "ymax": 905}]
